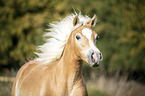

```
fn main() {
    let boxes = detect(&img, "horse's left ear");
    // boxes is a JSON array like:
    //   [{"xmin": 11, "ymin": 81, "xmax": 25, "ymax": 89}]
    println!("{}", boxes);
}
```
[
  {"xmin": 73, "ymin": 15, "xmax": 80, "ymax": 26},
  {"xmin": 88, "ymin": 14, "xmax": 97, "ymax": 27}
]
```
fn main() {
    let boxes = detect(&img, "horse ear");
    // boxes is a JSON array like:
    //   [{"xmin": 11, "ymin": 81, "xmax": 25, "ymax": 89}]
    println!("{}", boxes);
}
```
[
  {"xmin": 73, "ymin": 15, "xmax": 80, "ymax": 26},
  {"xmin": 88, "ymin": 14, "xmax": 97, "ymax": 27}
]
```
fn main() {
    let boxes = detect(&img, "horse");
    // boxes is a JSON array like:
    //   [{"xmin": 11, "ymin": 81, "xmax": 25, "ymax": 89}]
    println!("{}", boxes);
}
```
[{"xmin": 11, "ymin": 13, "xmax": 103, "ymax": 96}]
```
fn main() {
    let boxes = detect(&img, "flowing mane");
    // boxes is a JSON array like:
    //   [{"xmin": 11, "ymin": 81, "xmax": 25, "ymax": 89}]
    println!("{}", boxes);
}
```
[{"xmin": 35, "ymin": 13, "xmax": 91, "ymax": 64}]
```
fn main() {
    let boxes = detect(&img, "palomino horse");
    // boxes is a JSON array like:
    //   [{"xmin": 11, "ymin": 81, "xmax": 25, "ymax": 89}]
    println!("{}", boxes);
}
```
[{"xmin": 11, "ymin": 13, "xmax": 103, "ymax": 96}]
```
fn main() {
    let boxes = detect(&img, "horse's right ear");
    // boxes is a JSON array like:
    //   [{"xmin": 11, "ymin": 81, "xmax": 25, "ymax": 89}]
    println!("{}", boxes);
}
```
[{"xmin": 73, "ymin": 15, "xmax": 80, "ymax": 26}]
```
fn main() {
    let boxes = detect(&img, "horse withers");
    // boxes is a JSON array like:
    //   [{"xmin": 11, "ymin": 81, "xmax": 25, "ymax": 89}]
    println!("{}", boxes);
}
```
[{"xmin": 11, "ymin": 13, "xmax": 103, "ymax": 96}]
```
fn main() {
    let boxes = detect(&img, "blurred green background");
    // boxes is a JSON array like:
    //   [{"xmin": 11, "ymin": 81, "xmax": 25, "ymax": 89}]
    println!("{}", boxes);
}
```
[{"xmin": 0, "ymin": 0, "xmax": 145, "ymax": 95}]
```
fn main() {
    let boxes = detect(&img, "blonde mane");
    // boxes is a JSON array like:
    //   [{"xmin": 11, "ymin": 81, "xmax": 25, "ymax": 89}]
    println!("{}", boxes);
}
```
[{"xmin": 35, "ymin": 13, "xmax": 91, "ymax": 64}]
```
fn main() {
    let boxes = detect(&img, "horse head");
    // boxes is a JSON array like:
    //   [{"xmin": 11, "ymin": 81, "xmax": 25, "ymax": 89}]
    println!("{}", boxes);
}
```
[{"xmin": 72, "ymin": 15, "xmax": 103, "ymax": 67}]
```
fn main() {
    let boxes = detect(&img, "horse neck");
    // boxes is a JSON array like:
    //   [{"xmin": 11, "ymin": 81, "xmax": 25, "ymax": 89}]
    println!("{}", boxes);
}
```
[{"xmin": 60, "ymin": 35, "xmax": 83, "ymax": 80}]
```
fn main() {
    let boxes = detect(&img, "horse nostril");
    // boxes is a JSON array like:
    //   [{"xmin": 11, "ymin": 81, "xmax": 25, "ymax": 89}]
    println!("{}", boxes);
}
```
[
  {"xmin": 91, "ymin": 52, "xmax": 94, "ymax": 60},
  {"xmin": 99, "ymin": 53, "xmax": 103, "ymax": 60}
]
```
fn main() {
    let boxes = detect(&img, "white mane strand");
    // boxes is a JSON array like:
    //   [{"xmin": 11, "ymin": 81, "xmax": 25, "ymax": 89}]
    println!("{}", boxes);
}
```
[{"xmin": 35, "ymin": 13, "xmax": 91, "ymax": 64}]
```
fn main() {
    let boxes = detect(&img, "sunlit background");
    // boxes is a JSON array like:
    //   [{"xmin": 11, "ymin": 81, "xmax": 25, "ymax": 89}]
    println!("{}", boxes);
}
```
[{"xmin": 0, "ymin": 0, "xmax": 145, "ymax": 96}]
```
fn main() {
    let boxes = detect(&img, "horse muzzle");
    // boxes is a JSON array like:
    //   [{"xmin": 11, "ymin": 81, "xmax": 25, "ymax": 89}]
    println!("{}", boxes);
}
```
[{"xmin": 87, "ymin": 50, "xmax": 103, "ymax": 67}]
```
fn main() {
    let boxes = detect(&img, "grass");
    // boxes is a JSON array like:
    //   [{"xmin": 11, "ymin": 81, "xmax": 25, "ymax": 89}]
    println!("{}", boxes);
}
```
[
  {"xmin": 87, "ymin": 86, "xmax": 111, "ymax": 96},
  {"xmin": 0, "ymin": 82, "xmax": 12, "ymax": 96},
  {"xmin": 87, "ymin": 75, "xmax": 145, "ymax": 96},
  {"xmin": 0, "ymin": 81, "xmax": 111, "ymax": 96},
  {"xmin": 1, "ymin": 75, "xmax": 145, "ymax": 96}
]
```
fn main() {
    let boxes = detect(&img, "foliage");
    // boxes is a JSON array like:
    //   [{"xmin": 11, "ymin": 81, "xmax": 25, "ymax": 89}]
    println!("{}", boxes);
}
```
[
  {"xmin": 0, "ymin": 0, "xmax": 145, "ymax": 81},
  {"xmin": 93, "ymin": 0, "xmax": 145, "ymax": 75}
]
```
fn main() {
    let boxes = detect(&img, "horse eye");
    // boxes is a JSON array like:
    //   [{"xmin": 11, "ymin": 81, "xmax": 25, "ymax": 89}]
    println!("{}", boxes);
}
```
[{"xmin": 76, "ymin": 35, "xmax": 81, "ymax": 40}]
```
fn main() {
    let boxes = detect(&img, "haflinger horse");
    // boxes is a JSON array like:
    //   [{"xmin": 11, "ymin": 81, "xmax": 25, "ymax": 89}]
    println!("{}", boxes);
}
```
[{"xmin": 11, "ymin": 13, "xmax": 103, "ymax": 96}]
